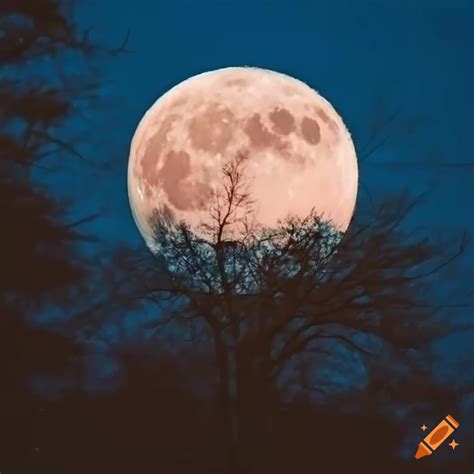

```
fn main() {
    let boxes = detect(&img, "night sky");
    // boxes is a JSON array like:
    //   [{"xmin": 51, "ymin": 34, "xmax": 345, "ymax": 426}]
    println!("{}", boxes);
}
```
[
  {"xmin": 61, "ymin": 0, "xmax": 473, "ymax": 246},
  {"xmin": 3, "ymin": 1, "xmax": 473, "ymax": 471},
  {"xmin": 48, "ymin": 0, "xmax": 472, "ymax": 377},
  {"xmin": 33, "ymin": 0, "xmax": 474, "ymax": 435}
]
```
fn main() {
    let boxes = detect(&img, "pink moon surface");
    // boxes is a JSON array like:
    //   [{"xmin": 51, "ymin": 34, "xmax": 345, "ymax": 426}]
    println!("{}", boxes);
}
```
[{"xmin": 128, "ymin": 67, "xmax": 358, "ymax": 251}]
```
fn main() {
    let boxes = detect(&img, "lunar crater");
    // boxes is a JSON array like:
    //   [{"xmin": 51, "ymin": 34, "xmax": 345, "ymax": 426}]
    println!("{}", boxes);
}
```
[
  {"xmin": 317, "ymin": 107, "xmax": 339, "ymax": 133},
  {"xmin": 245, "ymin": 114, "xmax": 275, "ymax": 148},
  {"xmin": 269, "ymin": 107, "xmax": 295, "ymax": 135},
  {"xmin": 140, "ymin": 113, "xmax": 179, "ymax": 190},
  {"xmin": 301, "ymin": 116, "xmax": 321, "ymax": 145},
  {"xmin": 157, "ymin": 150, "xmax": 212, "ymax": 211}
]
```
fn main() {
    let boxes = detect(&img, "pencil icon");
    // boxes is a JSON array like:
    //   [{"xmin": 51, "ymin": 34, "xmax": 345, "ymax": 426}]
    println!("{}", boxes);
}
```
[{"xmin": 415, "ymin": 414, "xmax": 460, "ymax": 459}]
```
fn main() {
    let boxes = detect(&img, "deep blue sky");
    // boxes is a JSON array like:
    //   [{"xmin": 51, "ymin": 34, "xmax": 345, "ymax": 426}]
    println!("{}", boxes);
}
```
[
  {"xmin": 39, "ymin": 0, "xmax": 473, "ymax": 403},
  {"xmin": 63, "ymin": 0, "xmax": 473, "ymax": 250}
]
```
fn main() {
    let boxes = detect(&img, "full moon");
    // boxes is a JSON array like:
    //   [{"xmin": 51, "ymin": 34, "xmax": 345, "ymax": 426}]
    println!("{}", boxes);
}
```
[{"xmin": 128, "ymin": 67, "xmax": 358, "ymax": 250}]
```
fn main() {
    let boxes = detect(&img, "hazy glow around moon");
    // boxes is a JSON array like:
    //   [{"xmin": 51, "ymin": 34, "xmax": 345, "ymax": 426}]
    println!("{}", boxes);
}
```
[{"xmin": 128, "ymin": 67, "xmax": 358, "ymax": 250}]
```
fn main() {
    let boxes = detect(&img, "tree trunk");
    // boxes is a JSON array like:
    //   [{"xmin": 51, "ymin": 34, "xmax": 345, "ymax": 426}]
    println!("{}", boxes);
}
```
[
  {"xmin": 235, "ymin": 355, "xmax": 275, "ymax": 471},
  {"xmin": 213, "ymin": 331, "xmax": 238, "ymax": 473}
]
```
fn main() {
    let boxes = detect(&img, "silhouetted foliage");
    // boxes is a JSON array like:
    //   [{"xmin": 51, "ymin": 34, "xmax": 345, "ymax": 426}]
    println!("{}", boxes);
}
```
[
  {"xmin": 132, "ymin": 153, "xmax": 468, "ymax": 472},
  {"xmin": 0, "ymin": 1, "xmax": 104, "ymax": 468},
  {"xmin": 0, "ymin": 0, "xmax": 100, "ymax": 309}
]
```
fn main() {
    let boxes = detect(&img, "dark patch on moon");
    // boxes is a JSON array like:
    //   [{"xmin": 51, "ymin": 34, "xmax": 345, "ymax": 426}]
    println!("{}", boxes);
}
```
[
  {"xmin": 158, "ymin": 149, "xmax": 212, "ymax": 211},
  {"xmin": 140, "ymin": 114, "xmax": 178, "ymax": 192},
  {"xmin": 225, "ymin": 78, "xmax": 249, "ymax": 87},
  {"xmin": 317, "ymin": 108, "xmax": 339, "ymax": 134},
  {"xmin": 189, "ymin": 103, "xmax": 234, "ymax": 153},
  {"xmin": 159, "ymin": 150, "xmax": 191, "ymax": 210},
  {"xmin": 269, "ymin": 108, "xmax": 295, "ymax": 135},
  {"xmin": 244, "ymin": 113, "xmax": 294, "ymax": 160},
  {"xmin": 245, "ymin": 113, "xmax": 281, "ymax": 149},
  {"xmin": 301, "ymin": 116, "xmax": 321, "ymax": 145}
]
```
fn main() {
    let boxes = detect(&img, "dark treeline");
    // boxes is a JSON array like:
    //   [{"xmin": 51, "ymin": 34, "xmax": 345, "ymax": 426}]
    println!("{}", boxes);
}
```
[{"xmin": 0, "ymin": 2, "xmax": 472, "ymax": 473}]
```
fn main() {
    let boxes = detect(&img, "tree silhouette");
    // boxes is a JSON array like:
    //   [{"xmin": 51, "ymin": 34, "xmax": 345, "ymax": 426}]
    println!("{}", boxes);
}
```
[
  {"xmin": 135, "ymin": 152, "xmax": 467, "ymax": 472},
  {"xmin": 0, "ymin": 0, "xmax": 115, "ymax": 310},
  {"xmin": 0, "ymin": 1, "xmax": 121, "ymax": 468}
]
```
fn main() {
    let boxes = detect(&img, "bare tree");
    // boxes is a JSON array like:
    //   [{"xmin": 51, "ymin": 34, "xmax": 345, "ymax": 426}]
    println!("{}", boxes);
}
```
[{"xmin": 135, "ymin": 152, "xmax": 468, "ymax": 472}]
